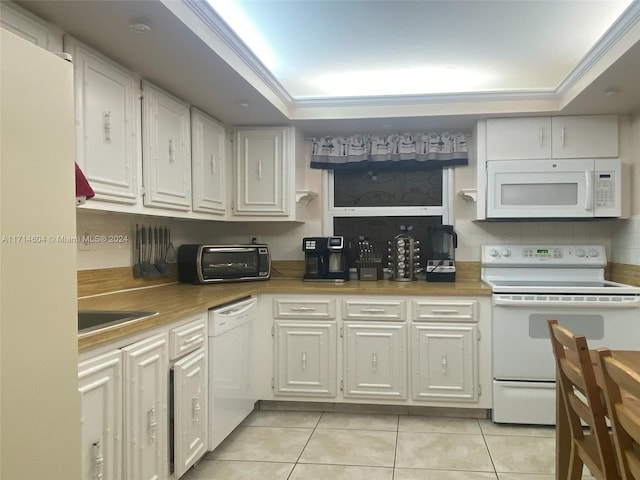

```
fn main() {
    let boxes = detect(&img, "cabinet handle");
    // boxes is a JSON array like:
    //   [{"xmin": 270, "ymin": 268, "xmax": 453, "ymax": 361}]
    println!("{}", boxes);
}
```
[
  {"xmin": 538, "ymin": 127, "xmax": 544, "ymax": 147},
  {"xmin": 103, "ymin": 111, "xmax": 112, "ymax": 144},
  {"xmin": 431, "ymin": 309, "xmax": 459, "ymax": 314},
  {"xmin": 291, "ymin": 306, "xmax": 316, "ymax": 312},
  {"xmin": 192, "ymin": 395, "xmax": 201, "ymax": 423},
  {"xmin": 257, "ymin": 160, "xmax": 263, "ymax": 180},
  {"xmin": 168, "ymin": 139, "xmax": 175, "ymax": 163},
  {"xmin": 92, "ymin": 439, "xmax": 104, "ymax": 480},
  {"xmin": 183, "ymin": 333, "xmax": 204, "ymax": 345},
  {"xmin": 360, "ymin": 308, "xmax": 387, "ymax": 314},
  {"xmin": 372, "ymin": 352, "xmax": 378, "ymax": 373},
  {"xmin": 210, "ymin": 153, "xmax": 217, "ymax": 174},
  {"xmin": 561, "ymin": 126, "xmax": 566, "ymax": 146},
  {"xmin": 441, "ymin": 354, "xmax": 448, "ymax": 373},
  {"xmin": 147, "ymin": 407, "xmax": 157, "ymax": 443},
  {"xmin": 301, "ymin": 349, "xmax": 307, "ymax": 371}
]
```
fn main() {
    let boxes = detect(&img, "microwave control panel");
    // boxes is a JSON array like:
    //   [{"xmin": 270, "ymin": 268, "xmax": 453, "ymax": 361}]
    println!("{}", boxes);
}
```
[{"xmin": 595, "ymin": 172, "xmax": 616, "ymax": 208}]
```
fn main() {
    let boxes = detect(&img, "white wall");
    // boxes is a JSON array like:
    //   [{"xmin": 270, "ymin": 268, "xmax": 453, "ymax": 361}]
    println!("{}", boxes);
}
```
[
  {"xmin": 78, "ymin": 115, "xmax": 639, "ymax": 270},
  {"xmin": 611, "ymin": 112, "xmax": 640, "ymax": 265}
]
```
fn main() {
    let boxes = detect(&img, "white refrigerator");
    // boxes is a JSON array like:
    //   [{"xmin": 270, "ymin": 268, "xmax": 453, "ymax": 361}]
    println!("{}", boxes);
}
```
[{"xmin": 1, "ymin": 29, "xmax": 80, "ymax": 479}]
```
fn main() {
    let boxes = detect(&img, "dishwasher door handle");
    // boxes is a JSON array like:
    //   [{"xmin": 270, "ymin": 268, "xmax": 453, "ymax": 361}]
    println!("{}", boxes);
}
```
[{"xmin": 214, "ymin": 298, "xmax": 257, "ymax": 317}]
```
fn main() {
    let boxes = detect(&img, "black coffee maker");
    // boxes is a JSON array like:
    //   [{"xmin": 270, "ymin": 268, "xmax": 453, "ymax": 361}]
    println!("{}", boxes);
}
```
[
  {"xmin": 302, "ymin": 236, "xmax": 350, "ymax": 282},
  {"xmin": 425, "ymin": 225, "xmax": 457, "ymax": 282}
]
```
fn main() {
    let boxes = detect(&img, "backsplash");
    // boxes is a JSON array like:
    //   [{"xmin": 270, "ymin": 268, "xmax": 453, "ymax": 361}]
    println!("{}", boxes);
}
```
[{"xmin": 76, "ymin": 209, "xmax": 638, "ymax": 270}]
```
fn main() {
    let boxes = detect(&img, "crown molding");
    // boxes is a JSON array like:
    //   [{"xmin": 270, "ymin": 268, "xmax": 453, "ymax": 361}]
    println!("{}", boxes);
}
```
[
  {"xmin": 557, "ymin": 0, "xmax": 640, "ymax": 95},
  {"xmin": 182, "ymin": 0, "xmax": 293, "ymax": 106},
  {"xmin": 181, "ymin": 0, "xmax": 638, "ymax": 118}
]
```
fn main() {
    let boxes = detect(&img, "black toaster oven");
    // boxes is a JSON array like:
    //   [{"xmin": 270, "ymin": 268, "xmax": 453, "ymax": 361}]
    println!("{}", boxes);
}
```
[{"xmin": 177, "ymin": 244, "xmax": 270, "ymax": 284}]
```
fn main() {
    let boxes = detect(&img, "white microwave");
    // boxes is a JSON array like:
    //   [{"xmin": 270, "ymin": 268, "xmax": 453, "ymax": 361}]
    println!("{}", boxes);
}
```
[{"xmin": 486, "ymin": 158, "xmax": 627, "ymax": 219}]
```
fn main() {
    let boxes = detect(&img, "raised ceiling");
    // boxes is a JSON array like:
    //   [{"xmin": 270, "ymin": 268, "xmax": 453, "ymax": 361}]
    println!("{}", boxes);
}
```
[
  {"xmin": 16, "ymin": 0, "xmax": 640, "ymax": 135},
  {"xmin": 207, "ymin": 0, "xmax": 631, "ymax": 98}
]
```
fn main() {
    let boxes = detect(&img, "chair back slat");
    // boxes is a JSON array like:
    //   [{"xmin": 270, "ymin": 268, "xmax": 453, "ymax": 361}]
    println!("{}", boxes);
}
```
[
  {"xmin": 547, "ymin": 319, "xmax": 619, "ymax": 479},
  {"xmin": 597, "ymin": 348, "xmax": 640, "ymax": 480}
]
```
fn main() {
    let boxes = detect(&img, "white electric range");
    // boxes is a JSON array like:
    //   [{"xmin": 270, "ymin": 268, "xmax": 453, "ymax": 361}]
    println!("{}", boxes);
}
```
[{"xmin": 481, "ymin": 244, "xmax": 640, "ymax": 425}]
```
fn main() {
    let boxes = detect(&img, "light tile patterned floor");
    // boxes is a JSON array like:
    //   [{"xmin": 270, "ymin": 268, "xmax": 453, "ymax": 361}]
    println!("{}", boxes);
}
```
[{"xmin": 181, "ymin": 409, "xmax": 593, "ymax": 480}]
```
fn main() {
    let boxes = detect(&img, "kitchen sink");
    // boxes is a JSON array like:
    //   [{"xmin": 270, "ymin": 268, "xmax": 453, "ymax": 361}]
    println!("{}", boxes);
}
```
[{"xmin": 78, "ymin": 310, "xmax": 158, "ymax": 333}]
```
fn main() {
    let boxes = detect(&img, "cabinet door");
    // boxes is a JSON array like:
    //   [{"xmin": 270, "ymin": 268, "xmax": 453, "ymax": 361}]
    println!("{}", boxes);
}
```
[
  {"xmin": 191, "ymin": 108, "xmax": 226, "ymax": 216},
  {"xmin": 0, "ymin": 1, "xmax": 63, "ymax": 51},
  {"xmin": 173, "ymin": 348, "xmax": 207, "ymax": 479},
  {"xmin": 343, "ymin": 322, "xmax": 407, "ymax": 399},
  {"xmin": 123, "ymin": 332, "xmax": 169, "ymax": 480},
  {"xmin": 78, "ymin": 350, "xmax": 123, "ymax": 480},
  {"xmin": 65, "ymin": 37, "xmax": 140, "ymax": 204},
  {"xmin": 486, "ymin": 117, "xmax": 551, "ymax": 160},
  {"xmin": 234, "ymin": 128, "xmax": 288, "ymax": 216},
  {"xmin": 412, "ymin": 324, "xmax": 478, "ymax": 402},
  {"xmin": 142, "ymin": 81, "xmax": 191, "ymax": 211},
  {"xmin": 274, "ymin": 321, "xmax": 337, "ymax": 396},
  {"xmin": 551, "ymin": 115, "xmax": 618, "ymax": 158}
]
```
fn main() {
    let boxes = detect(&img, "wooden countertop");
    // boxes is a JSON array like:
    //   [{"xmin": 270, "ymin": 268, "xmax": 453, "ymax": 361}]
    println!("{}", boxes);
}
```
[{"xmin": 78, "ymin": 278, "xmax": 491, "ymax": 351}]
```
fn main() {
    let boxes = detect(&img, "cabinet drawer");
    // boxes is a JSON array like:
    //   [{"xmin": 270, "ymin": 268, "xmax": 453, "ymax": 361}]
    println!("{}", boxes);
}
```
[
  {"xmin": 273, "ymin": 298, "xmax": 336, "ymax": 319},
  {"xmin": 343, "ymin": 299, "xmax": 406, "ymax": 321},
  {"xmin": 412, "ymin": 300, "xmax": 476, "ymax": 322},
  {"xmin": 169, "ymin": 315, "xmax": 207, "ymax": 360}
]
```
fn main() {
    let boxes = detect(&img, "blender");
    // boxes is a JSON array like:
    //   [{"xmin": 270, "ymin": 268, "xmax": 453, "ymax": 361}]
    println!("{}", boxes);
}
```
[{"xmin": 425, "ymin": 225, "xmax": 457, "ymax": 282}]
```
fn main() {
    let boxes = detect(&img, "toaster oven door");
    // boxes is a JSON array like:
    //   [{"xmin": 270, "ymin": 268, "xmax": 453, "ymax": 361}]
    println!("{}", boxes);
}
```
[{"xmin": 200, "ymin": 247, "xmax": 263, "ymax": 281}]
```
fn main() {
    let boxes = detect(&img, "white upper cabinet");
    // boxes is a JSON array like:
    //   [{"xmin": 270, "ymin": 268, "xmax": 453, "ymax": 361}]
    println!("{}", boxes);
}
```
[
  {"xmin": 190, "ymin": 108, "xmax": 227, "ymax": 216},
  {"xmin": 65, "ymin": 37, "xmax": 140, "ymax": 204},
  {"xmin": 232, "ymin": 126, "xmax": 305, "ymax": 221},
  {"xmin": 0, "ymin": 1, "xmax": 63, "ymax": 52},
  {"xmin": 142, "ymin": 81, "xmax": 191, "ymax": 211},
  {"xmin": 551, "ymin": 115, "xmax": 618, "ymax": 158},
  {"xmin": 486, "ymin": 115, "xmax": 618, "ymax": 160},
  {"xmin": 486, "ymin": 117, "xmax": 552, "ymax": 160},
  {"xmin": 233, "ymin": 127, "xmax": 287, "ymax": 217}
]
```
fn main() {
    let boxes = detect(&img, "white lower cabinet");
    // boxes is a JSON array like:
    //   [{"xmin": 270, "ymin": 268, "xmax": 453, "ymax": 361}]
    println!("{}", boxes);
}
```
[
  {"xmin": 80, "ymin": 315, "xmax": 208, "ymax": 480},
  {"xmin": 343, "ymin": 322, "xmax": 407, "ymax": 399},
  {"xmin": 123, "ymin": 332, "xmax": 169, "ymax": 480},
  {"xmin": 78, "ymin": 349, "xmax": 123, "ymax": 480},
  {"xmin": 172, "ymin": 348, "xmax": 207, "ymax": 478},
  {"xmin": 267, "ymin": 295, "xmax": 489, "ymax": 408},
  {"xmin": 411, "ymin": 299, "xmax": 479, "ymax": 402},
  {"xmin": 169, "ymin": 314, "xmax": 208, "ymax": 479},
  {"xmin": 411, "ymin": 323, "xmax": 478, "ymax": 401},
  {"xmin": 273, "ymin": 321, "xmax": 337, "ymax": 397}
]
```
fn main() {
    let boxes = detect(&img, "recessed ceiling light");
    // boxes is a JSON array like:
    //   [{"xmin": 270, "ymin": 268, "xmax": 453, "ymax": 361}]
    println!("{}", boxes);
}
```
[
  {"xmin": 129, "ymin": 20, "xmax": 151, "ymax": 33},
  {"xmin": 236, "ymin": 100, "xmax": 249, "ymax": 108}
]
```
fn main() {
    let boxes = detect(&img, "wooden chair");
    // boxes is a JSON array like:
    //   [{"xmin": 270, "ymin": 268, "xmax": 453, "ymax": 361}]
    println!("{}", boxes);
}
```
[
  {"xmin": 547, "ymin": 319, "xmax": 619, "ymax": 479},
  {"xmin": 596, "ymin": 348, "xmax": 640, "ymax": 480}
]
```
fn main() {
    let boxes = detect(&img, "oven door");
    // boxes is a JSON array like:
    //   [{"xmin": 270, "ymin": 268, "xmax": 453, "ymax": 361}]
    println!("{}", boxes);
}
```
[
  {"xmin": 492, "ymin": 296, "xmax": 640, "ymax": 382},
  {"xmin": 492, "ymin": 295, "xmax": 639, "ymax": 424}
]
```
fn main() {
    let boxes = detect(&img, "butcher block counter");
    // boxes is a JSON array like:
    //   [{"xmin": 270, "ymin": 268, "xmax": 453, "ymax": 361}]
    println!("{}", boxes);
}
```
[{"xmin": 77, "ymin": 278, "xmax": 490, "ymax": 351}]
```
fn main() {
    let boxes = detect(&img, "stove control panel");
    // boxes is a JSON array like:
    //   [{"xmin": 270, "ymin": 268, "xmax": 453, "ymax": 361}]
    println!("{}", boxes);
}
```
[{"xmin": 482, "ymin": 245, "xmax": 606, "ymax": 266}]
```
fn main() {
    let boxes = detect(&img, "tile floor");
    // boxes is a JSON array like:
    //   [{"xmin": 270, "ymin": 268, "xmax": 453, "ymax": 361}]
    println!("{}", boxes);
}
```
[{"xmin": 182, "ymin": 409, "xmax": 595, "ymax": 480}]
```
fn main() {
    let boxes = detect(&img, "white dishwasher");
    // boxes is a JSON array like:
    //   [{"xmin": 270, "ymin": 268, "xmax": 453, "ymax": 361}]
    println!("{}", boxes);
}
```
[{"xmin": 208, "ymin": 296, "xmax": 258, "ymax": 450}]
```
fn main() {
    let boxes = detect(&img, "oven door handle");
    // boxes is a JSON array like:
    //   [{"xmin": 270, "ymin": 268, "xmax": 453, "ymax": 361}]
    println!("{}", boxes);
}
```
[{"xmin": 493, "ymin": 296, "xmax": 640, "ymax": 308}]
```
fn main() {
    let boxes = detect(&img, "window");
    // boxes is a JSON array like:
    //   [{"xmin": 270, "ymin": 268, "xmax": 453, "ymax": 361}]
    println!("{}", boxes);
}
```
[{"xmin": 323, "ymin": 166, "xmax": 453, "ymax": 265}]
